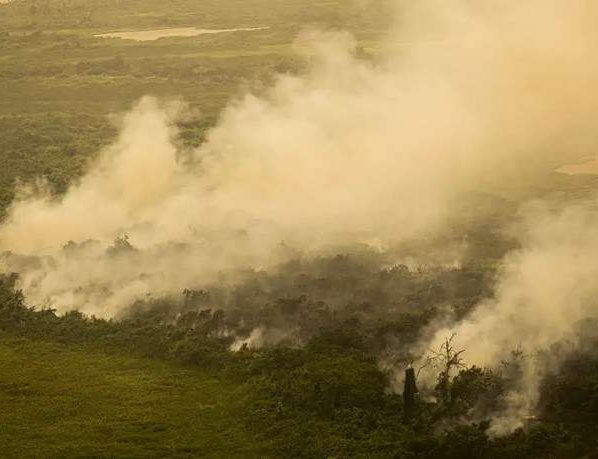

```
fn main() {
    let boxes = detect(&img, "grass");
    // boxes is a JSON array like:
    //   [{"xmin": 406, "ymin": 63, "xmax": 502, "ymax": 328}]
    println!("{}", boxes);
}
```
[{"xmin": 0, "ymin": 334, "xmax": 267, "ymax": 458}]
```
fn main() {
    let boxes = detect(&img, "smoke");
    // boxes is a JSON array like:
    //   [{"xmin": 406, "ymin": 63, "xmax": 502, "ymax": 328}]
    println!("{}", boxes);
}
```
[
  {"xmin": 419, "ymin": 203, "xmax": 598, "ymax": 434},
  {"xmin": 2, "ymin": 0, "xmax": 598, "ymax": 431}
]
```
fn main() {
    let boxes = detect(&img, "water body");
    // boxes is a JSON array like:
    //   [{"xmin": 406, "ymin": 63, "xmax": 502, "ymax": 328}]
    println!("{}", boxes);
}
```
[{"xmin": 94, "ymin": 27, "xmax": 269, "ymax": 41}]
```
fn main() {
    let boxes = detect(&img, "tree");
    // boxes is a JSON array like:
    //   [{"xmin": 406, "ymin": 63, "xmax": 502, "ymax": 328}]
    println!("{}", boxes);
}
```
[
  {"xmin": 106, "ymin": 234, "xmax": 135, "ymax": 256},
  {"xmin": 422, "ymin": 333, "xmax": 466, "ymax": 404}
]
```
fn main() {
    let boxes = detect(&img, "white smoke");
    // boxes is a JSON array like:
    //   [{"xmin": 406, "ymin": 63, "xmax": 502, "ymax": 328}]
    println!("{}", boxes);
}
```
[
  {"xmin": 419, "ymin": 203, "xmax": 598, "ymax": 434},
  {"xmin": 2, "ymin": 1, "xmax": 598, "ymax": 434}
]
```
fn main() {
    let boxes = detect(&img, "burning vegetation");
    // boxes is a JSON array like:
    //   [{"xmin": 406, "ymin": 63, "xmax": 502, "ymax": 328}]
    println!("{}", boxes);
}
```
[{"xmin": 1, "ymin": 0, "xmax": 598, "ymax": 456}]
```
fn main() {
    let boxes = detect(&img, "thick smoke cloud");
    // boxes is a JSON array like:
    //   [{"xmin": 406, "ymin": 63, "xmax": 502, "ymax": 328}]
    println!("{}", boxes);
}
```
[
  {"xmin": 418, "ymin": 203, "xmax": 598, "ymax": 434},
  {"xmin": 3, "ymin": 1, "xmax": 598, "ymax": 309},
  {"xmin": 0, "ymin": 1, "xmax": 595, "ymax": 295},
  {"xmin": 1, "ymin": 0, "xmax": 598, "ymax": 429}
]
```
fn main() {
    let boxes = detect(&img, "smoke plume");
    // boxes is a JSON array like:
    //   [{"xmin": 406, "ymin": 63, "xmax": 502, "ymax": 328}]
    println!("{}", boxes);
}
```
[
  {"xmin": 2, "ymin": 0, "xmax": 598, "ymax": 432},
  {"xmin": 418, "ymin": 203, "xmax": 598, "ymax": 434}
]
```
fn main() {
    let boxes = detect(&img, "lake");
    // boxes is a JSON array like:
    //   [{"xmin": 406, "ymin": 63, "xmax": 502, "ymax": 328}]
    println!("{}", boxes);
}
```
[{"xmin": 94, "ymin": 27, "xmax": 268, "ymax": 41}]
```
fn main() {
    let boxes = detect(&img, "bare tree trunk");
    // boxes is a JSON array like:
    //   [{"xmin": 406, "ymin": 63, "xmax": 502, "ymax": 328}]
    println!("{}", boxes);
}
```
[{"xmin": 403, "ymin": 367, "xmax": 419, "ymax": 421}]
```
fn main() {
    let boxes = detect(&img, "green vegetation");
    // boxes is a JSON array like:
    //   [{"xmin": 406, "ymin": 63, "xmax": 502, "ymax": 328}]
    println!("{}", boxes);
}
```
[
  {"xmin": 1, "ymin": 264, "xmax": 597, "ymax": 457},
  {"xmin": 0, "ymin": 335, "xmax": 267, "ymax": 458}
]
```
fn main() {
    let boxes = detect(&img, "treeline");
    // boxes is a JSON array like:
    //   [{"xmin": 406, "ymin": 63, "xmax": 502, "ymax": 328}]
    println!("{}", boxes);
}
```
[{"xmin": 1, "ymin": 269, "xmax": 597, "ymax": 457}]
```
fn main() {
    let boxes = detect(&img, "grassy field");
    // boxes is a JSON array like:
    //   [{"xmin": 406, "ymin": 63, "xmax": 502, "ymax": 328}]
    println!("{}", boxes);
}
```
[
  {"xmin": 0, "ymin": 0, "xmax": 388, "ymax": 117},
  {"xmin": 0, "ymin": 334, "xmax": 266, "ymax": 458}
]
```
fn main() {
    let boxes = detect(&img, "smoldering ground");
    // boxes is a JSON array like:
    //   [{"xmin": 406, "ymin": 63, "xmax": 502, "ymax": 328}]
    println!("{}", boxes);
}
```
[{"xmin": 2, "ymin": 0, "xmax": 598, "ymax": 435}]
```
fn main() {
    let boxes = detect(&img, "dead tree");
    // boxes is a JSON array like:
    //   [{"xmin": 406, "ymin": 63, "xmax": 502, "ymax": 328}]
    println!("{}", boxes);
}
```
[
  {"xmin": 403, "ymin": 366, "xmax": 419, "ymax": 421},
  {"xmin": 423, "ymin": 333, "xmax": 466, "ymax": 404}
]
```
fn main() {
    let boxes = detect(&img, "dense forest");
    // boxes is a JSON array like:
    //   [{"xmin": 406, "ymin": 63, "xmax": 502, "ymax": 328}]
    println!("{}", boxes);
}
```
[{"xmin": 1, "ymin": 257, "xmax": 597, "ymax": 457}]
